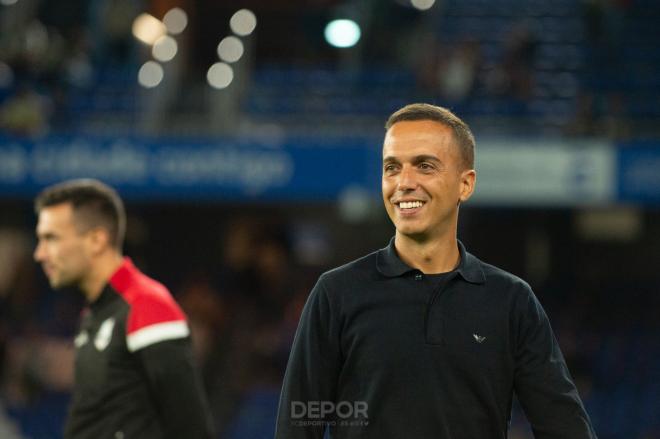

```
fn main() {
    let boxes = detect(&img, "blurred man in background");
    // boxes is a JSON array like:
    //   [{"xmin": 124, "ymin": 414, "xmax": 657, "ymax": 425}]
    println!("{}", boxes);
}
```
[
  {"xmin": 33, "ymin": 178, "xmax": 214, "ymax": 439},
  {"xmin": 276, "ymin": 103, "xmax": 597, "ymax": 438}
]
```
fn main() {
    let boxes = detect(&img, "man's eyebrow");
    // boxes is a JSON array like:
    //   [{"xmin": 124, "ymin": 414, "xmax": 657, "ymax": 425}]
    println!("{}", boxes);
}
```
[
  {"xmin": 411, "ymin": 154, "xmax": 442, "ymax": 164},
  {"xmin": 383, "ymin": 155, "xmax": 442, "ymax": 164}
]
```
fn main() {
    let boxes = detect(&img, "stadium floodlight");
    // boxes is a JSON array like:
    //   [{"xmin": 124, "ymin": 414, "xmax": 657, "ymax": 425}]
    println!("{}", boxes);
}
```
[
  {"xmin": 217, "ymin": 36, "xmax": 244, "ymax": 63},
  {"xmin": 138, "ymin": 61, "xmax": 164, "ymax": 88},
  {"xmin": 132, "ymin": 13, "xmax": 167, "ymax": 45},
  {"xmin": 230, "ymin": 9, "xmax": 257, "ymax": 36},
  {"xmin": 207, "ymin": 62, "xmax": 234, "ymax": 89},
  {"xmin": 152, "ymin": 36, "xmax": 178, "ymax": 62},
  {"xmin": 163, "ymin": 7, "xmax": 188, "ymax": 35},
  {"xmin": 411, "ymin": 0, "xmax": 436, "ymax": 10},
  {"xmin": 324, "ymin": 19, "xmax": 361, "ymax": 48}
]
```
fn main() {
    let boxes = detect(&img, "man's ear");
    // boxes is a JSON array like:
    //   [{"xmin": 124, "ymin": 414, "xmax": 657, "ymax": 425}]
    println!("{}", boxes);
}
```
[
  {"xmin": 459, "ymin": 169, "xmax": 476, "ymax": 203},
  {"xmin": 86, "ymin": 226, "xmax": 111, "ymax": 255}
]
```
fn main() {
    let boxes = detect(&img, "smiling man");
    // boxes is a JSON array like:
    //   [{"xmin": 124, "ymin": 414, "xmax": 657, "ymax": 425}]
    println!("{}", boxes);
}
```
[
  {"xmin": 33, "ymin": 179, "xmax": 213, "ymax": 439},
  {"xmin": 275, "ymin": 103, "xmax": 597, "ymax": 438}
]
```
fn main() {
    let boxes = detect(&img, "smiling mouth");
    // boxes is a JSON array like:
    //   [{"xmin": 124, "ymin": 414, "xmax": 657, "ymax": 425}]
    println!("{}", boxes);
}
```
[{"xmin": 396, "ymin": 201, "xmax": 425, "ymax": 210}]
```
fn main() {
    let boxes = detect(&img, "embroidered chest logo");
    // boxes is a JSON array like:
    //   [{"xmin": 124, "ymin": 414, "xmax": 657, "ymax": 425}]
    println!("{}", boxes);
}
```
[
  {"xmin": 94, "ymin": 317, "xmax": 116, "ymax": 351},
  {"xmin": 473, "ymin": 333, "xmax": 486, "ymax": 343}
]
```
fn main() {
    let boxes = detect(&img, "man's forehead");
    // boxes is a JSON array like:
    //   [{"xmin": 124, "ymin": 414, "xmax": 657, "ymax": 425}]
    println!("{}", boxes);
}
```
[
  {"xmin": 385, "ymin": 119, "xmax": 453, "ymax": 136},
  {"xmin": 382, "ymin": 135, "xmax": 454, "ymax": 160},
  {"xmin": 384, "ymin": 120, "xmax": 453, "ymax": 145},
  {"xmin": 37, "ymin": 203, "xmax": 76, "ymax": 227},
  {"xmin": 41, "ymin": 202, "xmax": 74, "ymax": 216}
]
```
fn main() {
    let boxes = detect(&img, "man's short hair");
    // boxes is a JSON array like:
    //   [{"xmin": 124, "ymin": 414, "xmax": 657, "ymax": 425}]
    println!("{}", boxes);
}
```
[
  {"xmin": 385, "ymin": 103, "xmax": 475, "ymax": 169},
  {"xmin": 34, "ymin": 179, "xmax": 126, "ymax": 251}
]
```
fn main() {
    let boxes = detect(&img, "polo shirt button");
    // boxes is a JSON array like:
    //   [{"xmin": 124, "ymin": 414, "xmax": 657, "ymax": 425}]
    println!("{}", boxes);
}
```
[{"xmin": 414, "ymin": 273, "xmax": 423, "ymax": 281}]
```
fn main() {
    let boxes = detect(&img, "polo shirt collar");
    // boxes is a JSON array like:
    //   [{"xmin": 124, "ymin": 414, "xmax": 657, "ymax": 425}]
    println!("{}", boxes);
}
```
[{"xmin": 376, "ymin": 237, "xmax": 485, "ymax": 284}]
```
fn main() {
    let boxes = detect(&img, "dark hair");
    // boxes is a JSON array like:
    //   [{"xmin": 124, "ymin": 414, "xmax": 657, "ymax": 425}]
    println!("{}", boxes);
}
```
[
  {"xmin": 34, "ymin": 179, "xmax": 126, "ymax": 251},
  {"xmin": 385, "ymin": 103, "xmax": 475, "ymax": 169}
]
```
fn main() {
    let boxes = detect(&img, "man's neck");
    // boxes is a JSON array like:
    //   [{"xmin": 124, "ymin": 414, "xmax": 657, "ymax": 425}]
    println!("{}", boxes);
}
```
[
  {"xmin": 394, "ymin": 231, "xmax": 460, "ymax": 274},
  {"xmin": 81, "ymin": 252, "xmax": 124, "ymax": 303}
]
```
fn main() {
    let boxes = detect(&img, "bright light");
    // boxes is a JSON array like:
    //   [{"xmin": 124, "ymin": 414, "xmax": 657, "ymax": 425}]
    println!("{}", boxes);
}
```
[
  {"xmin": 411, "ymin": 0, "xmax": 436, "ymax": 10},
  {"xmin": 217, "ymin": 36, "xmax": 244, "ymax": 63},
  {"xmin": 163, "ymin": 7, "xmax": 188, "ymax": 34},
  {"xmin": 0, "ymin": 0, "xmax": 19, "ymax": 5},
  {"xmin": 207, "ymin": 62, "xmax": 233, "ymax": 89},
  {"xmin": 138, "ymin": 61, "xmax": 164, "ymax": 88},
  {"xmin": 132, "ymin": 13, "xmax": 167, "ymax": 45},
  {"xmin": 152, "ymin": 35, "xmax": 178, "ymax": 62},
  {"xmin": 324, "ymin": 19, "xmax": 361, "ymax": 48},
  {"xmin": 0, "ymin": 62, "xmax": 13, "ymax": 88},
  {"xmin": 230, "ymin": 9, "xmax": 257, "ymax": 36}
]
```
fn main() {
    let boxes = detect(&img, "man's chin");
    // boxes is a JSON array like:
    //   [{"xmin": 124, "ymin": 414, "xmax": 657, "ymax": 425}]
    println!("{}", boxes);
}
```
[
  {"xmin": 48, "ymin": 278, "xmax": 73, "ymax": 290},
  {"xmin": 396, "ymin": 228, "xmax": 430, "ymax": 242}
]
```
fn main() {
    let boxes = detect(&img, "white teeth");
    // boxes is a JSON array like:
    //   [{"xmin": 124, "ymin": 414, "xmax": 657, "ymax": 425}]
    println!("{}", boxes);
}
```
[{"xmin": 399, "ymin": 201, "xmax": 423, "ymax": 209}]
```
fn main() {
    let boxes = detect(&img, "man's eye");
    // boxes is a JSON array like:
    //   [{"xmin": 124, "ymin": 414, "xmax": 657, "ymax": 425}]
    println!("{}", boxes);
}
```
[
  {"xmin": 384, "ymin": 164, "xmax": 397, "ymax": 171},
  {"xmin": 419, "ymin": 163, "xmax": 432, "ymax": 170}
]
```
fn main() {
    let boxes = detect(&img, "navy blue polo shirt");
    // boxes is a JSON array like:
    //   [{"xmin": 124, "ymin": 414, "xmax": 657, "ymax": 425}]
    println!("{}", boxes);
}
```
[{"xmin": 276, "ymin": 238, "xmax": 597, "ymax": 439}]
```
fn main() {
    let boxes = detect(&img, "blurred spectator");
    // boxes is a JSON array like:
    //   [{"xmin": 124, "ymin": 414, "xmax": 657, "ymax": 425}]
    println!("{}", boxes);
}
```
[
  {"xmin": 214, "ymin": 218, "xmax": 260, "ymax": 302},
  {"xmin": 416, "ymin": 36, "xmax": 481, "ymax": 104},
  {"xmin": 209, "ymin": 222, "xmax": 300, "ymax": 435},
  {"xmin": 0, "ymin": 84, "xmax": 51, "ymax": 137},
  {"xmin": 178, "ymin": 276, "xmax": 226, "ymax": 366},
  {"xmin": 436, "ymin": 39, "xmax": 481, "ymax": 103},
  {"xmin": 583, "ymin": 0, "xmax": 627, "ymax": 50},
  {"xmin": 93, "ymin": 0, "xmax": 140, "ymax": 65},
  {"xmin": 574, "ymin": 0, "xmax": 632, "ymax": 137},
  {"xmin": 3, "ymin": 335, "xmax": 74, "ymax": 404},
  {"xmin": 63, "ymin": 30, "xmax": 94, "ymax": 89},
  {"xmin": 488, "ymin": 21, "xmax": 538, "ymax": 101},
  {"xmin": 0, "ymin": 228, "xmax": 37, "ymax": 330},
  {"xmin": 0, "ymin": 401, "xmax": 23, "ymax": 439}
]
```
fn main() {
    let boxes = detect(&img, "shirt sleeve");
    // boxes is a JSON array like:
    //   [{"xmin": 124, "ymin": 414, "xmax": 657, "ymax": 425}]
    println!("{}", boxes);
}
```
[
  {"xmin": 137, "ymin": 339, "xmax": 215, "ymax": 439},
  {"xmin": 513, "ymin": 286, "xmax": 598, "ymax": 438},
  {"xmin": 126, "ymin": 291, "xmax": 214, "ymax": 438},
  {"xmin": 275, "ymin": 276, "xmax": 342, "ymax": 439}
]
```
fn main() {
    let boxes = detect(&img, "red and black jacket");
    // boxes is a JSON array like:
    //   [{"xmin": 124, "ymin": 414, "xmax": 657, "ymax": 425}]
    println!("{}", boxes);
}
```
[{"xmin": 64, "ymin": 258, "xmax": 213, "ymax": 439}]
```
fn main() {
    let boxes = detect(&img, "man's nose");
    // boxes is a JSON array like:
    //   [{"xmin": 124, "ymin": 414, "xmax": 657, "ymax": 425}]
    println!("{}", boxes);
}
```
[
  {"xmin": 397, "ymin": 165, "xmax": 417, "ymax": 191},
  {"xmin": 34, "ymin": 242, "xmax": 44, "ymax": 262}
]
